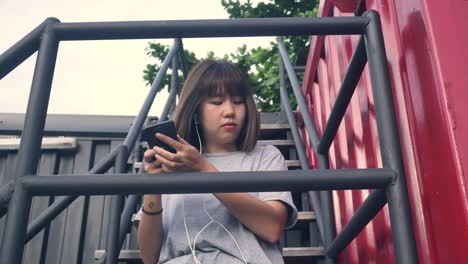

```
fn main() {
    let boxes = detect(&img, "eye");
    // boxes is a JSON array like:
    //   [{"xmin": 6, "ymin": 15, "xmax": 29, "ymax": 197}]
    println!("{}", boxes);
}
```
[
  {"xmin": 209, "ymin": 100, "xmax": 222, "ymax": 105},
  {"xmin": 233, "ymin": 97, "xmax": 244, "ymax": 104}
]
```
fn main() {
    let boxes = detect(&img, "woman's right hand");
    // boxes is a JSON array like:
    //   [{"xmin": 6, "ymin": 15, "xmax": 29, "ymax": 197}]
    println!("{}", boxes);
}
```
[{"xmin": 143, "ymin": 147, "xmax": 163, "ymax": 173}]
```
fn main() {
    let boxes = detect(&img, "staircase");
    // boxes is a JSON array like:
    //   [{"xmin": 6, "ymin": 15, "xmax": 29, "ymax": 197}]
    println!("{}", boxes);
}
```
[{"xmin": 94, "ymin": 113, "xmax": 325, "ymax": 263}]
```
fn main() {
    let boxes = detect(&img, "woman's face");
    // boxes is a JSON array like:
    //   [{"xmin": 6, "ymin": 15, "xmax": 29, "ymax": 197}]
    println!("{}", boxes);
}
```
[{"xmin": 199, "ymin": 94, "xmax": 246, "ymax": 153}]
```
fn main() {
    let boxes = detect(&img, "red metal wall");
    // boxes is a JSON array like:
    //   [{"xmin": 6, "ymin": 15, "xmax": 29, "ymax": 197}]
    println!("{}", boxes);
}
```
[{"xmin": 300, "ymin": 0, "xmax": 468, "ymax": 263}]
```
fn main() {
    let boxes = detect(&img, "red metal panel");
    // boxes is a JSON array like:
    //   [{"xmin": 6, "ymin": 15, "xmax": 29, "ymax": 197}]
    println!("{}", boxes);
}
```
[
  {"xmin": 383, "ymin": 0, "xmax": 468, "ymax": 262},
  {"xmin": 330, "ymin": 0, "xmax": 360, "ymax": 13},
  {"xmin": 301, "ymin": 0, "xmax": 333, "ymax": 93},
  {"xmin": 302, "ymin": 0, "xmax": 468, "ymax": 263}
]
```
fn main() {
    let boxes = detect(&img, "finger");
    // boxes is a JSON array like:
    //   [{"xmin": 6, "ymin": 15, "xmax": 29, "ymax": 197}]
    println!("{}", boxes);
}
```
[
  {"xmin": 144, "ymin": 158, "xmax": 162, "ymax": 170},
  {"xmin": 144, "ymin": 161, "xmax": 163, "ymax": 173},
  {"xmin": 156, "ymin": 133, "xmax": 184, "ymax": 151},
  {"xmin": 155, "ymin": 153, "xmax": 182, "ymax": 170},
  {"xmin": 144, "ymin": 155, "xmax": 156, "ymax": 163},
  {"xmin": 177, "ymin": 135, "xmax": 191, "ymax": 145},
  {"xmin": 143, "ymin": 148, "xmax": 157, "ymax": 161},
  {"xmin": 154, "ymin": 146, "xmax": 180, "ymax": 162},
  {"xmin": 161, "ymin": 164, "xmax": 174, "ymax": 173}
]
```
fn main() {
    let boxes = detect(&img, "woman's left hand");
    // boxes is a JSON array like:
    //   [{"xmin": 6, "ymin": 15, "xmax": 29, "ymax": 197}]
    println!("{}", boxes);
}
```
[{"xmin": 152, "ymin": 133, "xmax": 208, "ymax": 173}]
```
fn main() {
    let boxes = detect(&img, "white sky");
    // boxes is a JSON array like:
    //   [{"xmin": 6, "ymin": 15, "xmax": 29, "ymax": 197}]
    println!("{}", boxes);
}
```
[{"xmin": 0, "ymin": 0, "xmax": 273, "ymax": 117}]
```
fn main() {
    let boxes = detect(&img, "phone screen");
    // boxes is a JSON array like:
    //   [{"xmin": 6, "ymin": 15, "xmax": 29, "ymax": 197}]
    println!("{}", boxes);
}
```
[{"xmin": 141, "ymin": 120, "xmax": 178, "ymax": 153}]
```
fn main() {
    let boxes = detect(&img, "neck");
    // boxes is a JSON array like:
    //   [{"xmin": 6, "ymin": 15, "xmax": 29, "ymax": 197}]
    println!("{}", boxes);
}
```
[{"xmin": 203, "ymin": 142, "xmax": 238, "ymax": 153}]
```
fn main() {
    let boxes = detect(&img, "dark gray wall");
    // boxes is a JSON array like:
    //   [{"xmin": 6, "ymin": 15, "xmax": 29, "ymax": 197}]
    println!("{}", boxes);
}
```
[
  {"xmin": 0, "ymin": 138, "xmax": 139, "ymax": 264},
  {"xmin": 0, "ymin": 112, "xmax": 304, "ymax": 263}
]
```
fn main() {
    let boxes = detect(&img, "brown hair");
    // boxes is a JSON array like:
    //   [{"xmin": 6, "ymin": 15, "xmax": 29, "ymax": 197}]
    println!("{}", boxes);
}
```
[{"xmin": 172, "ymin": 59, "xmax": 259, "ymax": 152}]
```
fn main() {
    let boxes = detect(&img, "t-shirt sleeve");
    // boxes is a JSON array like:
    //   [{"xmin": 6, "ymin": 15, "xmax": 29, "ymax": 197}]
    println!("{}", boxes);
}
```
[{"xmin": 257, "ymin": 145, "xmax": 298, "ymax": 229}]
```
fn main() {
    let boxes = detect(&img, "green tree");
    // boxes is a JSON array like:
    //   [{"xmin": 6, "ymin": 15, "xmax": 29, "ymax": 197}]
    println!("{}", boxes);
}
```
[{"xmin": 143, "ymin": 0, "xmax": 318, "ymax": 112}]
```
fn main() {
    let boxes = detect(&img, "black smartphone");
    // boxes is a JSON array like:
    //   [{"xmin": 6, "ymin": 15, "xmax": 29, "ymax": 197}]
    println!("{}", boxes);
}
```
[{"xmin": 141, "ymin": 120, "xmax": 178, "ymax": 153}]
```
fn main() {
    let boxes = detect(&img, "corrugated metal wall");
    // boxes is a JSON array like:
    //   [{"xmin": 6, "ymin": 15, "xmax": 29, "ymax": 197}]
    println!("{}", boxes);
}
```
[
  {"xmin": 301, "ymin": 0, "xmax": 468, "ymax": 263},
  {"xmin": 0, "ymin": 138, "xmax": 139, "ymax": 264}
]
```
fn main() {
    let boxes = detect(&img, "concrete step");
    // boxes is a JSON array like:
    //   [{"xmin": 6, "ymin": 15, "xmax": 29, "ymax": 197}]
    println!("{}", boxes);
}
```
[{"xmin": 94, "ymin": 247, "xmax": 325, "ymax": 262}]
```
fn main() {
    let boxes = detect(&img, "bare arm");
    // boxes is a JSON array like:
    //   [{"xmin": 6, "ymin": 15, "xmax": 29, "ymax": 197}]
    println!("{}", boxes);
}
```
[
  {"xmin": 203, "ymin": 162, "xmax": 288, "ymax": 243},
  {"xmin": 138, "ymin": 195, "xmax": 163, "ymax": 264},
  {"xmin": 137, "ymin": 149, "xmax": 165, "ymax": 264},
  {"xmin": 153, "ymin": 134, "xmax": 289, "ymax": 243}
]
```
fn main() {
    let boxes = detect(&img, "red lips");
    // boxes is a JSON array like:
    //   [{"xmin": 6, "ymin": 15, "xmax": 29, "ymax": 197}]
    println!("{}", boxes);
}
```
[{"xmin": 222, "ymin": 122, "xmax": 237, "ymax": 127}]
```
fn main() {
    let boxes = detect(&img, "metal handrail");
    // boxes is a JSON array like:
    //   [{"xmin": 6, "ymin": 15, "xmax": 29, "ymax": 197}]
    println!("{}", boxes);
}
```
[
  {"xmin": 276, "ymin": 10, "xmax": 418, "ymax": 264},
  {"xmin": 0, "ymin": 12, "xmax": 417, "ymax": 264},
  {"xmin": 0, "ymin": 18, "xmax": 54, "ymax": 79},
  {"xmin": 317, "ymin": 36, "xmax": 367, "ymax": 154},
  {"xmin": 24, "ymin": 39, "xmax": 181, "ymax": 244},
  {"xmin": 278, "ymin": 36, "xmax": 336, "ymax": 263},
  {"xmin": 278, "ymin": 56, "xmax": 326, "ymax": 243}
]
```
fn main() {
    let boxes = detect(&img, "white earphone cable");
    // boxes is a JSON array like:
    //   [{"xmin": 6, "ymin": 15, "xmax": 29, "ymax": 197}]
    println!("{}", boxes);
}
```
[
  {"xmin": 195, "ymin": 117, "xmax": 203, "ymax": 154},
  {"xmin": 180, "ymin": 121, "xmax": 247, "ymax": 264}
]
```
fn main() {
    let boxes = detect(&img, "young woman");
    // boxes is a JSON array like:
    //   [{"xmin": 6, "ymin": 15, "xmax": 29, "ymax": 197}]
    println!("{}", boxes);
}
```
[{"xmin": 136, "ymin": 60, "xmax": 298, "ymax": 264}]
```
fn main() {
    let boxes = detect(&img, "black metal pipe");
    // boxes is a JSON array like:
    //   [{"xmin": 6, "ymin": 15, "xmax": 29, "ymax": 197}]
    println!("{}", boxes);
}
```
[
  {"xmin": 178, "ymin": 39, "xmax": 188, "ymax": 79},
  {"xmin": 363, "ymin": 10, "xmax": 418, "ymax": 264},
  {"xmin": 0, "ymin": 183, "xmax": 32, "ymax": 263},
  {"xmin": 0, "ymin": 19, "xmax": 60, "ymax": 264},
  {"xmin": 104, "ymin": 146, "xmax": 128, "ymax": 264},
  {"xmin": 10, "ymin": 18, "xmax": 60, "ymax": 182},
  {"xmin": 278, "ymin": 36, "xmax": 337, "ymax": 263},
  {"xmin": 113, "ymin": 53, "xmax": 180, "ymax": 254},
  {"xmin": 21, "ymin": 169, "xmax": 394, "ymax": 196},
  {"xmin": 107, "ymin": 44, "xmax": 181, "ymax": 251},
  {"xmin": 293, "ymin": 66, "xmax": 306, "ymax": 72},
  {"xmin": 326, "ymin": 189, "xmax": 387, "ymax": 258},
  {"xmin": 117, "ymin": 194, "xmax": 140, "ymax": 249},
  {"xmin": 51, "ymin": 17, "xmax": 369, "ymax": 41},
  {"xmin": 318, "ymin": 36, "xmax": 367, "ymax": 154},
  {"xmin": 277, "ymin": 37, "xmax": 321, "ymax": 150},
  {"xmin": 317, "ymin": 155, "xmax": 337, "ymax": 264},
  {"xmin": 116, "ymin": 166, "xmax": 145, "ymax": 253},
  {"xmin": 25, "ymin": 146, "xmax": 119, "ymax": 243},
  {"xmin": 122, "ymin": 39, "xmax": 180, "ymax": 149},
  {"xmin": 159, "ymin": 54, "xmax": 179, "ymax": 121},
  {"xmin": 0, "ymin": 18, "xmax": 50, "ymax": 79},
  {"xmin": 0, "ymin": 180, "xmax": 16, "ymax": 218},
  {"xmin": 169, "ymin": 53, "xmax": 180, "ymax": 114},
  {"xmin": 279, "ymin": 56, "xmax": 325, "ymax": 243}
]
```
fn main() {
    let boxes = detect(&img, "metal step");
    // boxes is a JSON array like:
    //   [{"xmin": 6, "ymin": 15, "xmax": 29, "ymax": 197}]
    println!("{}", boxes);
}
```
[
  {"xmin": 257, "ymin": 139, "xmax": 295, "ymax": 146},
  {"xmin": 132, "ymin": 210, "xmax": 315, "ymax": 225},
  {"xmin": 260, "ymin": 123, "xmax": 290, "ymax": 130},
  {"xmin": 132, "ymin": 159, "xmax": 300, "ymax": 170},
  {"xmin": 259, "ymin": 123, "xmax": 291, "ymax": 139},
  {"xmin": 297, "ymin": 211, "xmax": 316, "ymax": 221},
  {"xmin": 94, "ymin": 247, "xmax": 325, "ymax": 261},
  {"xmin": 139, "ymin": 139, "xmax": 295, "ymax": 149}
]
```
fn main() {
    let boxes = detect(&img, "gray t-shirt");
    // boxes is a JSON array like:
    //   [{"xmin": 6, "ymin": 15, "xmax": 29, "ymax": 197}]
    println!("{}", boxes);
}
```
[{"xmin": 136, "ymin": 144, "xmax": 298, "ymax": 264}]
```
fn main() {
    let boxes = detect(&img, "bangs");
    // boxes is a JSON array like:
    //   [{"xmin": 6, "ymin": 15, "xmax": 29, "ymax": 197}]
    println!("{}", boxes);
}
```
[{"xmin": 199, "ymin": 62, "xmax": 252, "ymax": 98}]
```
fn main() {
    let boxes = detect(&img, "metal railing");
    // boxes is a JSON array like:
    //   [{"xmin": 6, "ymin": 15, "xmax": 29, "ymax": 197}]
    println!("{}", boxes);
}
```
[{"xmin": 0, "ymin": 11, "xmax": 418, "ymax": 264}]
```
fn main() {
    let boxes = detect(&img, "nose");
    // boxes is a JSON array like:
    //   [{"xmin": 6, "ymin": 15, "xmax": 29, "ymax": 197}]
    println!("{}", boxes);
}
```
[{"xmin": 222, "ymin": 99, "xmax": 235, "ymax": 118}]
